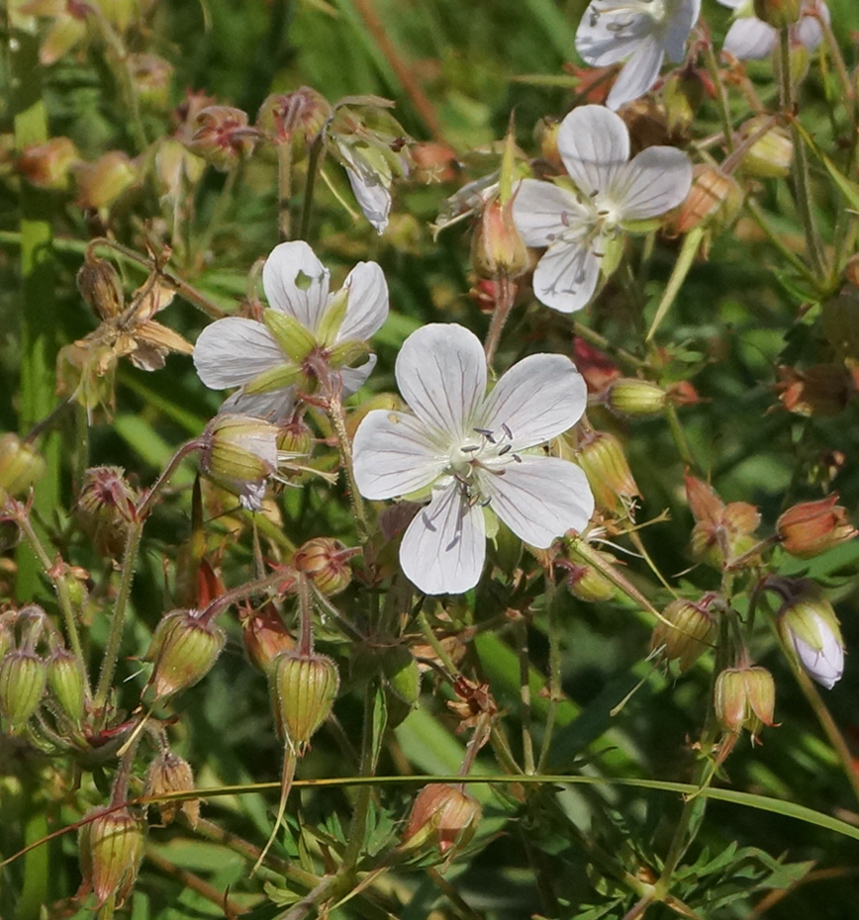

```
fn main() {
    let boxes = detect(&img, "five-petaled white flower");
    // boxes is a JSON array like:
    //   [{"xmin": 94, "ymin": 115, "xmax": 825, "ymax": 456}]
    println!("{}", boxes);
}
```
[
  {"xmin": 352, "ymin": 324, "xmax": 595, "ymax": 595},
  {"xmin": 576, "ymin": 0, "xmax": 701, "ymax": 111},
  {"xmin": 718, "ymin": 0, "xmax": 829, "ymax": 60},
  {"xmin": 194, "ymin": 241, "xmax": 388, "ymax": 420},
  {"xmin": 512, "ymin": 105, "xmax": 693, "ymax": 314}
]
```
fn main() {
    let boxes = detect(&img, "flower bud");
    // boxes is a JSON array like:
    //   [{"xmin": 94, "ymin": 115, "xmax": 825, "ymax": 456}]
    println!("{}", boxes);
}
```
[
  {"xmin": 606, "ymin": 378, "xmax": 667, "ymax": 418},
  {"xmin": 270, "ymin": 652, "xmax": 339, "ymax": 753},
  {"xmin": 257, "ymin": 87, "xmax": 332, "ymax": 151},
  {"xmin": 777, "ymin": 494, "xmax": 857, "ymax": 558},
  {"xmin": 188, "ymin": 106, "xmax": 255, "ymax": 171},
  {"xmin": 738, "ymin": 116, "xmax": 793, "ymax": 178},
  {"xmin": 277, "ymin": 418, "xmax": 314, "ymax": 457},
  {"xmin": 199, "ymin": 414, "xmax": 280, "ymax": 511},
  {"xmin": 575, "ymin": 430, "xmax": 640, "ymax": 514},
  {"xmin": 685, "ymin": 474, "xmax": 760, "ymax": 569},
  {"xmin": 0, "ymin": 650, "xmax": 47, "ymax": 730},
  {"xmin": 670, "ymin": 165, "xmax": 742, "ymax": 236},
  {"xmin": 293, "ymin": 538, "xmax": 356, "ymax": 596},
  {"xmin": 75, "ymin": 152, "xmax": 139, "ymax": 210},
  {"xmin": 754, "ymin": 0, "xmax": 801, "ymax": 27},
  {"xmin": 81, "ymin": 808, "xmax": 146, "ymax": 907},
  {"xmin": 714, "ymin": 665, "xmax": 776, "ymax": 740},
  {"xmin": 17, "ymin": 136, "xmax": 80, "ymax": 190},
  {"xmin": 472, "ymin": 197, "xmax": 529, "ymax": 279},
  {"xmin": 127, "ymin": 54, "xmax": 173, "ymax": 112},
  {"xmin": 76, "ymin": 466, "xmax": 139, "ymax": 557},
  {"xmin": 47, "ymin": 647, "xmax": 87, "ymax": 726},
  {"xmin": 651, "ymin": 598, "xmax": 716, "ymax": 670},
  {"xmin": 240, "ymin": 603, "xmax": 295, "ymax": 673},
  {"xmin": 0, "ymin": 433, "xmax": 46, "ymax": 500},
  {"xmin": 410, "ymin": 142, "xmax": 458, "ymax": 184},
  {"xmin": 146, "ymin": 609, "xmax": 226, "ymax": 700},
  {"xmin": 401, "ymin": 783, "xmax": 481, "ymax": 856},
  {"xmin": 144, "ymin": 749, "xmax": 200, "ymax": 827},
  {"xmin": 561, "ymin": 544, "xmax": 617, "ymax": 602},
  {"xmin": 572, "ymin": 339, "xmax": 622, "ymax": 395},
  {"xmin": 775, "ymin": 580, "xmax": 844, "ymax": 689},
  {"xmin": 77, "ymin": 251, "xmax": 125, "ymax": 320}
]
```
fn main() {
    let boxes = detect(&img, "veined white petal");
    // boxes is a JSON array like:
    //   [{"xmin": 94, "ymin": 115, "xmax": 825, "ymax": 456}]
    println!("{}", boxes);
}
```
[
  {"xmin": 605, "ymin": 37, "xmax": 664, "ymax": 111},
  {"xmin": 262, "ymin": 240, "xmax": 330, "ymax": 331},
  {"xmin": 395, "ymin": 324, "xmax": 487, "ymax": 439},
  {"xmin": 795, "ymin": 6, "xmax": 826, "ymax": 52},
  {"xmin": 531, "ymin": 240, "xmax": 601, "ymax": 314},
  {"xmin": 220, "ymin": 387, "xmax": 295, "ymax": 421},
  {"xmin": 558, "ymin": 106, "xmax": 630, "ymax": 197},
  {"xmin": 723, "ymin": 18, "xmax": 776, "ymax": 59},
  {"xmin": 337, "ymin": 262, "xmax": 389, "ymax": 343},
  {"xmin": 576, "ymin": 3, "xmax": 656, "ymax": 66},
  {"xmin": 512, "ymin": 179, "xmax": 587, "ymax": 248},
  {"xmin": 338, "ymin": 354, "xmax": 377, "ymax": 396},
  {"xmin": 791, "ymin": 613, "xmax": 844, "ymax": 690},
  {"xmin": 194, "ymin": 317, "xmax": 285, "ymax": 389},
  {"xmin": 399, "ymin": 482, "xmax": 485, "ymax": 595},
  {"xmin": 346, "ymin": 166, "xmax": 391, "ymax": 234},
  {"xmin": 479, "ymin": 457, "xmax": 594, "ymax": 548},
  {"xmin": 353, "ymin": 409, "xmax": 447, "ymax": 500},
  {"xmin": 479, "ymin": 354, "xmax": 587, "ymax": 449},
  {"xmin": 664, "ymin": 0, "xmax": 701, "ymax": 62},
  {"xmin": 613, "ymin": 147, "xmax": 693, "ymax": 220}
]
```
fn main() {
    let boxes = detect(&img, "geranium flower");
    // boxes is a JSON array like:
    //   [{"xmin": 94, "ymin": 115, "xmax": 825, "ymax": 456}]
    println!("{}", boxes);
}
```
[
  {"xmin": 718, "ymin": 0, "xmax": 829, "ymax": 60},
  {"xmin": 576, "ymin": 0, "xmax": 701, "ymax": 111},
  {"xmin": 352, "ymin": 324, "xmax": 594, "ymax": 595},
  {"xmin": 194, "ymin": 241, "xmax": 388, "ymax": 420},
  {"xmin": 512, "ymin": 105, "xmax": 692, "ymax": 314}
]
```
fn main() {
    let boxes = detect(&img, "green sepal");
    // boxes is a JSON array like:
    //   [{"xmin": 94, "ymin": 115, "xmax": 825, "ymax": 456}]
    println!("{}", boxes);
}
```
[
  {"xmin": 316, "ymin": 288, "xmax": 350, "ymax": 347},
  {"xmin": 244, "ymin": 363, "xmax": 305, "ymax": 395},
  {"xmin": 328, "ymin": 339, "xmax": 371, "ymax": 369},
  {"xmin": 621, "ymin": 217, "xmax": 662, "ymax": 235},
  {"xmin": 599, "ymin": 234, "xmax": 625, "ymax": 280},
  {"xmin": 263, "ymin": 308, "xmax": 317, "ymax": 363}
]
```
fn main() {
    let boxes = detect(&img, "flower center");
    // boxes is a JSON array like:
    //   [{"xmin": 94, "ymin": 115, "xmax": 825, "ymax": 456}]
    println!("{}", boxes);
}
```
[
  {"xmin": 588, "ymin": 0, "xmax": 668, "ymax": 35},
  {"xmin": 446, "ymin": 424, "xmax": 522, "ymax": 506}
]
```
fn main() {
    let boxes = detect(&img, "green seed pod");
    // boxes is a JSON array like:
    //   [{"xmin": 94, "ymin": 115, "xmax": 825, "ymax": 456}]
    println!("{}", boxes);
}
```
[
  {"xmin": 293, "ymin": 538, "xmax": 355, "ymax": 596},
  {"xmin": 606, "ymin": 378, "xmax": 667, "ymax": 418},
  {"xmin": 714, "ymin": 665, "xmax": 775, "ymax": 741},
  {"xmin": 82, "ymin": 808, "xmax": 146, "ymax": 908},
  {"xmin": 146, "ymin": 610, "xmax": 226, "ymax": 700},
  {"xmin": 76, "ymin": 466, "xmax": 139, "ymax": 558},
  {"xmin": 144, "ymin": 749, "xmax": 200, "ymax": 827},
  {"xmin": 0, "ymin": 433, "xmax": 46, "ymax": 500},
  {"xmin": 0, "ymin": 650, "xmax": 47, "ymax": 731},
  {"xmin": 47, "ymin": 647, "xmax": 87, "ymax": 726},
  {"xmin": 270, "ymin": 652, "xmax": 339, "ymax": 753},
  {"xmin": 651, "ymin": 599, "xmax": 717, "ymax": 671}
]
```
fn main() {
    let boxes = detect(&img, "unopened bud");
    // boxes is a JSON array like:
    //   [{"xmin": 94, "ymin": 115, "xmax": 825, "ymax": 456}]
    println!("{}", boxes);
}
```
[
  {"xmin": 535, "ymin": 117, "xmax": 561, "ymax": 170},
  {"xmin": 270, "ymin": 652, "xmax": 339, "ymax": 753},
  {"xmin": 714, "ymin": 665, "xmax": 776, "ymax": 740},
  {"xmin": 76, "ymin": 466, "xmax": 138, "ymax": 557},
  {"xmin": 293, "ymin": 538, "xmax": 356, "ymax": 596},
  {"xmin": 777, "ymin": 494, "xmax": 857, "ymax": 558},
  {"xmin": 240, "ymin": 603, "xmax": 295, "ymax": 673},
  {"xmin": 0, "ymin": 650, "xmax": 47, "ymax": 730},
  {"xmin": 144, "ymin": 749, "xmax": 199, "ymax": 827},
  {"xmin": 146, "ymin": 609, "xmax": 226, "ymax": 700},
  {"xmin": 277, "ymin": 418, "xmax": 314, "ymax": 457},
  {"xmin": 188, "ymin": 106, "xmax": 255, "ymax": 171},
  {"xmin": 17, "ymin": 136, "xmax": 80, "ymax": 190},
  {"xmin": 754, "ymin": 0, "xmax": 801, "ymax": 27},
  {"xmin": 47, "ymin": 647, "xmax": 87, "ymax": 726},
  {"xmin": 606, "ymin": 378, "xmax": 667, "ymax": 418},
  {"xmin": 77, "ymin": 251, "xmax": 125, "ymax": 320},
  {"xmin": 651, "ymin": 598, "xmax": 716, "ymax": 670},
  {"xmin": 561, "ymin": 544, "xmax": 617, "ymax": 602},
  {"xmin": 75, "ymin": 152, "xmax": 139, "ymax": 210},
  {"xmin": 738, "ymin": 116, "xmax": 793, "ymax": 178},
  {"xmin": 81, "ymin": 808, "xmax": 146, "ymax": 908},
  {"xmin": 670, "ymin": 165, "xmax": 742, "ymax": 236},
  {"xmin": 0, "ymin": 433, "xmax": 46, "ymax": 499},
  {"xmin": 402, "ymin": 783, "xmax": 481, "ymax": 856},
  {"xmin": 575, "ymin": 430, "xmax": 640, "ymax": 513},
  {"xmin": 472, "ymin": 197, "xmax": 529, "ymax": 278},
  {"xmin": 257, "ymin": 87, "xmax": 332, "ymax": 151}
]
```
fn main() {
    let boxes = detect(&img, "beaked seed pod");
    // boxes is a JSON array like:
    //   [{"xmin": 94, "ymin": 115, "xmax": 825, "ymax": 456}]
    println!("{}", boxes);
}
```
[
  {"xmin": 714, "ymin": 665, "xmax": 776, "ymax": 741},
  {"xmin": 0, "ymin": 650, "xmax": 47, "ymax": 730},
  {"xmin": 144, "ymin": 749, "xmax": 200, "ymax": 827},
  {"xmin": 81, "ymin": 808, "xmax": 146, "ymax": 907},
  {"xmin": 76, "ymin": 466, "xmax": 138, "ymax": 557},
  {"xmin": 270, "ymin": 652, "xmax": 339, "ymax": 753},
  {"xmin": 47, "ymin": 647, "xmax": 87, "ymax": 725},
  {"xmin": 293, "ymin": 538, "xmax": 356, "ymax": 596},
  {"xmin": 146, "ymin": 610, "xmax": 226, "ymax": 700},
  {"xmin": 651, "ymin": 598, "xmax": 717, "ymax": 670}
]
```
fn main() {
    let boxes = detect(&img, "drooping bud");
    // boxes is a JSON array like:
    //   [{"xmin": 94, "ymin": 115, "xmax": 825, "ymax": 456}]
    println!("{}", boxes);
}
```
[
  {"xmin": 754, "ymin": 0, "xmax": 802, "ymax": 27},
  {"xmin": 144, "ymin": 749, "xmax": 200, "ymax": 827},
  {"xmin": 199, "ymin": 414, "xmax": 280, "ymax": 511},
  {"xmin": 17, "ymin": 136, "xmax": 80, "ymax": 190},
  {"xmin": 276, "ymin": 417, "xmax": 314, "ymax": 457},
  {"xmin": 146, "ymin": 609, "xmax": 226, "ymax": 700},
  {"xmin": 560, "ymin": 543, "xmax": 617, "ymax": 602},
  {"xmin": 187, "ymin": 106, "xmax": 255, "ymax": 171},
  {"xmin": 257, "ymin": 87, "xmax": 332, "ymax": 151},
  {"xmin": 472, "ymin": 197, "xmax": 529, "ymax": 279},
  {"xmin": 270, "ymin": 652, "xmax": 339, "ymax": 753},
  {"xmin": 651, "ymin": 597, "xmax": 717, "ymax": 670},
  {"xmin": 714, "ymin": 665, "xmax": 776, "ymax": 741},
  {"xmin": 738, "ymin": 116, "xmax": 793, "ymax": 178},
  {"xmin": 293, "ymin": 538, "xmax": 356, "ymax": 596},
  {"xmin": 401, "ymin": 783, "xmax": 481, "ymax": 857},
  {"xmin": 0, "ymin": 433, "xmax": 46, "ymax": 500},
  {"xmin": 74, "ymin": 152, "xmax": 139, "ymax": 210},
  {"xmin": 776, "ymin": 494, "xmax": 857, "ymax": 558},
  {"xmin": 575, "ymin": 430, "xmax": 640, "ymax": 514},
  {"xmin": 606, "ymin": 378, "xmax": 667, "ymax": 418},
  {"xmin": 240, "ymin": 603, "xmax": 295, "ymax": 673},
  {"xmin": 670, "ymin": 165, "xmax": 742, "ymax": 236},
  {"xmin": 76, "ymin": 466, "xmax": 139, "ymax": 557},
  {"xmin": 81, "ymin": 808, "xmax": 146, "ymax": 907},
  {"xmin": 0, "ymin": 650, "xmax": 47, "ymax": 731},
  {"xmin": 47, "ymin": 647, "xmax": 87, "ymax": 726},
  {"xmin": 685, "ymin": 474, "xmax": 761, "ymax": 569}
]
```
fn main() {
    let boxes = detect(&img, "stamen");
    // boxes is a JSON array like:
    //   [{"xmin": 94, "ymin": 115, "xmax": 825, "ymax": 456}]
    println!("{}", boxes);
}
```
[
  {"xmin": 498, "ymin": 444, "xmax": 512, "ymax": 456},
  {"xmin": 461, "ymin": 445, "xmax": 480, "ymax": 453},
  {"xmin": 501, "ymin": 422, "xmax": 513, "ymax": 439},
  {"xmin": 512, "ymin": 453, "xmax": 523, "ymax": 463},
  {"xmin": 473, "ymin": 427, "xmax": 496, "ymax": 443}
]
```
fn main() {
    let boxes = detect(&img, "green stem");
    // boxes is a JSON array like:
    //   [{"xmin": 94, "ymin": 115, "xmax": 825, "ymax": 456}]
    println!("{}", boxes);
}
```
[
  {"xmin": 745, "ymin": 200, "xmax": 819, "ymax": 285},
  {"xmin": 515, "ymin": 619, "xmax": 536, "ymax": 774},
  {"xmin": 327, "ymin": 395, "xmax": 368, "ymax": 541},
  {"xmin": 340, "ymin": 686, "xmax": 377, "ymax": 871},
  {"xmin": 484, "ymin": 275, "xmax": 516, "ymax": 368},
  {"xmin": 299, "ymin": 136, "xmax": 325, "ymax": 241},
  {"xmin": 645, "ymin": 226, "xmax": 704, "ymax": 343},
  {"xmin": 702, "ymin": 39, "xmax": 734, "ymax": 152},
  {"xmin": 664, "ymin": 402, "xmax": 697, "ymax": 470},
  {"xmin": 278, "ymin": 142, "xmax": 293, "ymax": 241},
  {"xmin": 537, "ymin": 578, "xmax": 561, "ymax": 773}
]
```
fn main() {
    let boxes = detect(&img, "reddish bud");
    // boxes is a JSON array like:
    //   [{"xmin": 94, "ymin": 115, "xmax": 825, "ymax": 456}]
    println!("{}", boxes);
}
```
[
  {"xmin": 472, "ymin": 197, "xmax": 529, "ymax": 279},
  {"xmin": 17, "ymin": 136, "xmax": 80, "ymax": 190},
  {"xmin": 669, "ymin": 165, "xmax": 742, "ymax": 236},
  {"xmin": 257, "ymin": 87, "xmax": 332, "ymax": 151},
  {"xmin": 774, "ymin": 364, "xmax": 853, "ymax": 417},
  {"xmin": 240, "ymin": 603, "xmax": 295, "ymax": 673},
  {"xmin": 776, "ymin": 494, "xmax": 857, "ymax": 558},
  {"xmin": 144, "ymin": 749, "xmax": 199, "ymax": 827},
  {"xmin": 293, "ymin": 538, "xmax": 356, "ymax": 596},
  {"xmin": 76, "ymin": 466, "xmax": 138, "ymax": 557},
  {"xmin": 188, "ymin": 106, "xmax": 255, "ymax": 171},
  {"xmin": 572, "ymin": 339, "xmax": 622, "ymax": 395},
  {"xmin": 402, "ymin": 783, "xmax": 481, "ymax": 856}
]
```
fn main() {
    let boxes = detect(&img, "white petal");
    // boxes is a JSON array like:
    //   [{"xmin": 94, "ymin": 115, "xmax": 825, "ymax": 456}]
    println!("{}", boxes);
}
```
[
  {"xmin": 353, "ymin": 409, "xmax": 447, "ymax": 500},
  {"xmin": 793, "ymin": 617, "xmax": 844, "ymax": 690},
  {"xmin": 399, "ymin": 482, "xmax": 485, "ymax": 595},
  {"xmin": 512, "ymin": 179, "xmax": 587, "ymax": 248},
  {"xmin": 558, "ymin": 106, "xmax": 629, "ymax": 197},
  {"xmin": 479, "ymin": 457, "xmax": 594, "ymax": 548},
  {"xmin": 262, "ymin": 241, "xmax": 330, "ymax": 331},
  {"xmin": 605, "ymin": 37, "xmax": 665, "ymax": 111},
  {"xmin": 336, "ymin": 262, "xmax": 389, "ymax": 342},
  {"xmin": 663, "ymin": 0, "xmax": 701, "ymax": 62},
  {"xmin": 612, "ymin": 147, "xmax": 693, "ymax": 220},
  {"xmin": 395, "ymin": 324, "xmax": 486, "ymax": 439},
  {"xmin": 794, "ymin": 9, "xmax": 825, "ymax": 52},
  {"xmin": 220, "ymin": 388, "xmax": 295, "ymax": 421},
  {"xmin": 346, "ymin": 166, "xmax": 391, "ymax": 234},
  {"xmin": 576, "ymin": 3, "xmax": 656, "ymax": 66},
  {"xmin": 531, "ymin": 240, "xmax": 601, "ymax": 314},
  {"xmin": 479, "ymin": 354, "xmax": 587, "ymax": 449},
  {"xmin": 338, "ymin": 354, "xmax": 377, "ymax": 396},
  {"xmin": 723, "ymin": 19, "xmax": 776, "ymax": 59},
  {"xmin": 194, "ymin": 318, "xmax": 284, "ymax": 389}
]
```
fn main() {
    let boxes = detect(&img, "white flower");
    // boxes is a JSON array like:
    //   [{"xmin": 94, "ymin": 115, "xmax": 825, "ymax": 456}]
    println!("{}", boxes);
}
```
[
  {"xmin": 353, "ymin": 324, "xmax": 595, "ymax": 595},
  {"xmin": 786, "ymin": 610, "xmax": 844, "ymax": 690},
  {"xmin": 512, "ymin": 105, "xmax": 692, "ymax": 314},
  {"xmin": 576, "ymin": 0, "xmax": 701, "ymax": 110},
  {"xmin": 718, "ymin": 0, "xmax": 829, "ymax": 60},
  {"xmin": 194, "ymin": 241, "xmax": 388, "ymax": 420}
]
